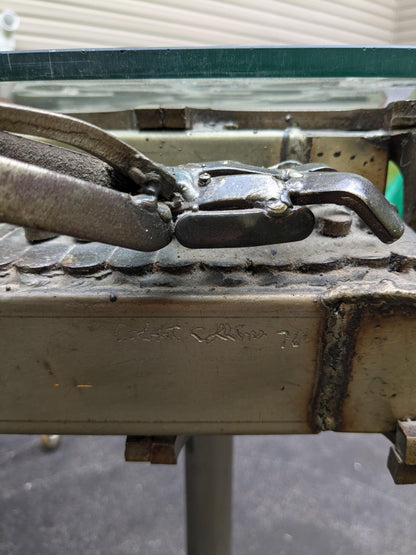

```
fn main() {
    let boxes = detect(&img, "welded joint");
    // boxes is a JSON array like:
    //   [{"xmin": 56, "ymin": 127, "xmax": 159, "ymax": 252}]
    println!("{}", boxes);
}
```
[{"xmin": 310, "ymin": 301, "xmax": 360, "ymax": 432}]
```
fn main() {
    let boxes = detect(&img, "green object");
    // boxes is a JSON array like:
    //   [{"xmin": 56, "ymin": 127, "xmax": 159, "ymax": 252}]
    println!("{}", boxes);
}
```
[
  {"xmin": 386, "ymin": 161, "xmax": 404, "ymax": 217},
  {"xmin": 3, "ymin": 46, "xmax": 416, "ymax": 82},
  {"xmin": 386, "ymin": 173, "xmax": 404, "ymax": 217}
]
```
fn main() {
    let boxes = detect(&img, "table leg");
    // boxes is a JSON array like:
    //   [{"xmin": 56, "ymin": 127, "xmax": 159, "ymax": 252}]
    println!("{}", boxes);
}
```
[{"xmin": 185, "ymin": 435, "xmax": 233, "ymax": 555}]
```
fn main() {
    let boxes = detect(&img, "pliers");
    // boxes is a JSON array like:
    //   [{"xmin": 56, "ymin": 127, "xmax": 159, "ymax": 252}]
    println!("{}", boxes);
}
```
[{"xmin": 0, "ymin": 103, "xmax": 404, "ymax": 251}]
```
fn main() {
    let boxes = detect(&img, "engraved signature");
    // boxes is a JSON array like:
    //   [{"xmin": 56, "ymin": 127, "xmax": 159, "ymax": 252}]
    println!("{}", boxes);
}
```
[
  {"xmin": 114, "ymin": 322, "xmax": 308, "ymax": 347},
  {"xmin": 191, "ymin": 323, "xmax": 266, "ymax": 344},
  {"xmin": 115, "ymin": 322, "xmax": 182, "ymax": 342},
  {"xmin": 276, "ymin": 329, "xmax": 308, "ymax": 349}
]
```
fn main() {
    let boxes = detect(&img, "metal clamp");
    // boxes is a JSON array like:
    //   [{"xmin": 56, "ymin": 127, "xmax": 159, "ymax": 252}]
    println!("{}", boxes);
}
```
[
  {"xmin": 173, "ymin": 161, "xmax": 404, "ymax": 248},
  {"xmin": 0, "ymin": 104, "xmax": 405, "ymax": 251}
]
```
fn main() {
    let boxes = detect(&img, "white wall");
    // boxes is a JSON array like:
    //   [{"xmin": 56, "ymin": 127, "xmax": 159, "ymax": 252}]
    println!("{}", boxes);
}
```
[
  {"xmin": 395, "ymin": 0, "xmax": 416, "ymax": 45},
  {"xmin": 3, "ymin": 0, "xmax": 400, "ymax": 51}
]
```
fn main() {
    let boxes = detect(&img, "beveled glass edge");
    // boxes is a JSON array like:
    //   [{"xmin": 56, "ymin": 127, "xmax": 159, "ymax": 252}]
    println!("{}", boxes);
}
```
[{"xmin": 2, "ymin": 46, "xmax": 416, "ymax": 82}]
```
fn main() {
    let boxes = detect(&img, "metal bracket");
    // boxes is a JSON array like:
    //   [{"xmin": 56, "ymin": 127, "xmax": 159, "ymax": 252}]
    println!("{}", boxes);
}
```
[
  {"xmin": 125, "ymin": 435, "xmax": 189, "ymax": 464},
  {"xmin": 387, "ymin": 421, "xmax": 416, "ymax": 484}
]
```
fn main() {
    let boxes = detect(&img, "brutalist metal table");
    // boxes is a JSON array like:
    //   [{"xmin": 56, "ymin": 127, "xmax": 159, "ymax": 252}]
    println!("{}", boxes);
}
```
[{"xmin": 2, "ymin": 47, "xmax": 416, "ymax": 554}]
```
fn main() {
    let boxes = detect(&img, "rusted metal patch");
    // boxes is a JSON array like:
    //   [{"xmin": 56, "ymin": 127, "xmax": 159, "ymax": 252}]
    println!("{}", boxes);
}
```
[
  {"xmin": 341, "ymin": 298, "xmax": 416, "ymax": 433},
  {"xmin": 125, "ymin": 435, "xmax": 189, "ymax": 464},
  {"xmin": 309, "ymin": 300, "xmax": 361, "ymax": 432},
  {"xmin": 0, "ymin": 131, "xmax": 134, "ymax": 194},
  {"xmin": 311, "ymin": 294, "xmax": 416, "ymax": 433}
]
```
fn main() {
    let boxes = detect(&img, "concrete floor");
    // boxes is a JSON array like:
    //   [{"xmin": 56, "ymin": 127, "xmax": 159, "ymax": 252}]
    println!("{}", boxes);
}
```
[{"xmin": 0, "ymin": 433, "xmax": 414, "ymax": 554}]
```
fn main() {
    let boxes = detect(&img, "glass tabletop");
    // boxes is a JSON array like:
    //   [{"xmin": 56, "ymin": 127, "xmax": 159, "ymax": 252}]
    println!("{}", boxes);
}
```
[{"xmin": 2, "ymin": 47, "xmax": 416, "ymax": 112}]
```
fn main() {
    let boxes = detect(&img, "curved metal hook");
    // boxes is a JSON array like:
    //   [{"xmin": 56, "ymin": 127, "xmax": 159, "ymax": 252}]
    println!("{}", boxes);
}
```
[{"xmin": 289, "ymin": 171, "xmax": 404, "ymax": 243}]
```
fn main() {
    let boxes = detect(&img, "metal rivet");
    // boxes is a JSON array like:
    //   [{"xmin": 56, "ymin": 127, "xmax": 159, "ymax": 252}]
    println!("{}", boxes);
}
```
[
  {"xmin": 266, "ymin": 200, "xmax": 288, "ymax": 216},
  {"xmin": 198, "ymin": 172, "xmax": 211, "ymax": 187}
]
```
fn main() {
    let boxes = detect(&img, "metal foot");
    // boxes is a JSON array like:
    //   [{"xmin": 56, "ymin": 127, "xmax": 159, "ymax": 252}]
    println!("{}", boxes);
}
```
[
  {"xmin": 185, "ymin": 435, "xmax": 233, "ymax": 555},
  {"xmin": 40, "ymin": 434, "xmax": 61, "ymax": 450}
]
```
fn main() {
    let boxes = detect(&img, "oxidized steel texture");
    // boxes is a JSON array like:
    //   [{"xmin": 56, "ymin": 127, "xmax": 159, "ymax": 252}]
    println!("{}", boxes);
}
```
[
  {"xmin": 395, "ymin": 420, "xmax": 416, "ymax": 465},
  {"xmin": 341, "ymin": 296, "xmax": 416, "ymax": 433},
  {"xmin": 0, "ymin": 103, "xmax": 176, "ymax": 197},
  {"xmin": 0, "ymin": 301, "xmax": 320, "ymax": 435},
  {"xmin": 125, "ymin": 435, "xmax": 188, "ymax": 464},
  {"xmin": 1, "ymin": 212, "xmax": 415, "ymax": 278},
  {"xmin": 120, "ymin": 129, "xmax": 389, "ymax": 193},
  {"xmin": 387, "ymin": 446, "xmax": 416, "ymax": 485},
  {"xmin": 0, "ymin": 131, "xmax": 136, "ymax": 193},
  {"xmin": 290, "ymin": 171, "xmax": 404, "ymax": 243},
  {"xmin": 390, "ymin": 100, "xmax": 416, "ymax": 129},
  {"xmin": 280, "ymin": 125, "xmax": 313, "ymax": 164},
  {"xmin": 150, "ymin": 435, "xmax": 189, "ymax": 464},
  {"xmin": 0, "ymin": 131, "xmax": 142, "ymax": 244},
  {"xmin": 71, "ymin": 106, "xmax": 392, "ymax": 190},
  {"xmin": 0, "ymin": 156, "xmax": 173, "ymax": 251},
  {"xmin": 125, "ymin": 436, "xmax": 152, "ymax": 462},
  {"xmin": 74, "ymin": 101, "xmax": 416, "ymax": 132},
  {"xmin": 0, "ymin": 130, "xmax": 400, "ymax": 249},
  {"xmin": 0, "ymin": 130, "xmax": 173, "ymax": 244},
  {"xmin": 0, "ymin": 219, "xmax": 416, "ymax": 434},
  {"xmin": 61, "ymin": 243, "xmax": 116, "ymax": 275},
  {"xmin": 310, "ymin": 293, "xmax": 416, "ymax": 433},
  {"xmin": 175, "ymin": 207, "xmax": 315, "ymax": 249},
  {"xmin": 310, "ymin": 300, "xmax": 362, "ymax": 432},
  {"xmin": 172, "ymin": 163, "xmax": 402, "ymax": 245},
  {"xmin": 316, "ymin": 207, "xmax": 352, "ymax": 238}
]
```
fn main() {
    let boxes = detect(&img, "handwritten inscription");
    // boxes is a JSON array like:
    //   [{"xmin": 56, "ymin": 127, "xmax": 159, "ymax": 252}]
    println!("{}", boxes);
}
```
[
  {"xmin": 191, "ymin": 323, "xmax": 266, "ymax": 344},
  {"xmin": 115, "ymin": 321, "xmax": 308, "ymax": 348},
  {"xmin": 276, "ymin": 330, "xmax": 308, "ymax": 349},
  {"xmin": 115, "ymin": 322, "xmax": 182, "ymax": 343}
]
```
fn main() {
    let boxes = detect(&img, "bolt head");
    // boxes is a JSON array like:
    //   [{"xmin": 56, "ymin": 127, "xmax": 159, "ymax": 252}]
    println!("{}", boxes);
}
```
[{"xmin": 198, "ymin": 172, "xmax": 211, "ymax": 187}]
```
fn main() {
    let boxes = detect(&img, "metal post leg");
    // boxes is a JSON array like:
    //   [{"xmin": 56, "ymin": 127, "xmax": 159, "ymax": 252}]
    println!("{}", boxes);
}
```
[{"xmin": 185, "ymin": 435, "xmax": 233, "ymax": 555}]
